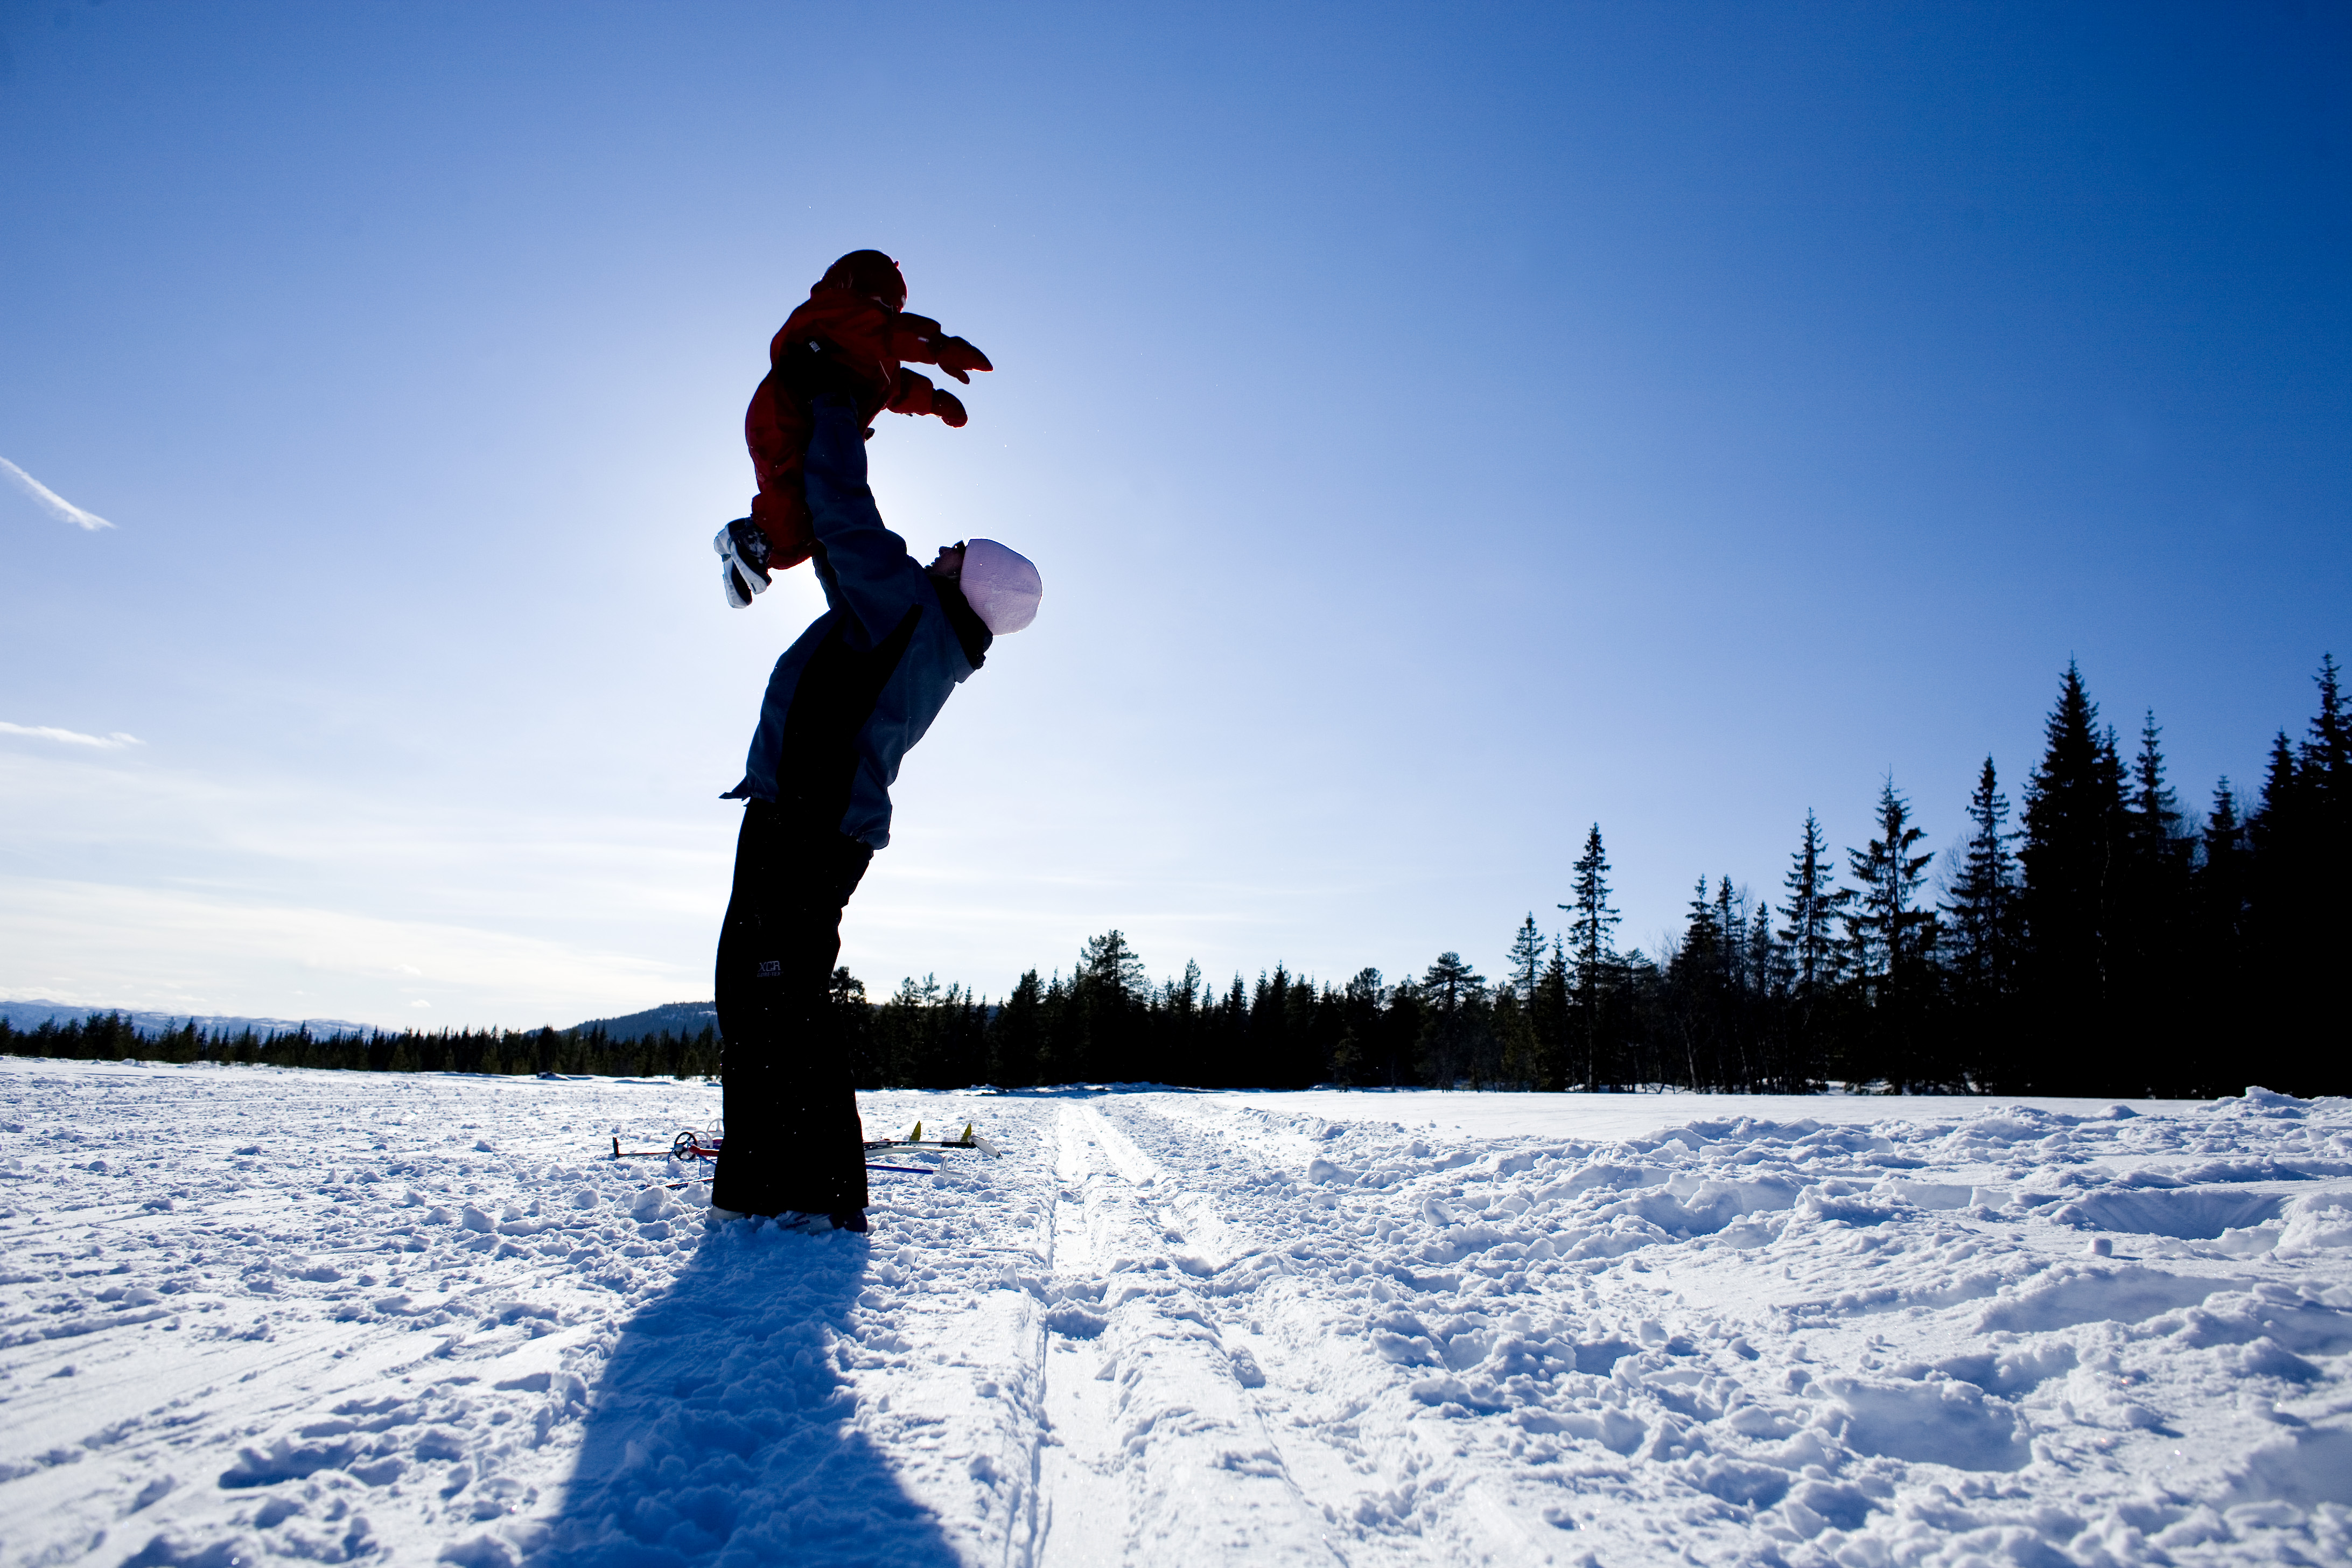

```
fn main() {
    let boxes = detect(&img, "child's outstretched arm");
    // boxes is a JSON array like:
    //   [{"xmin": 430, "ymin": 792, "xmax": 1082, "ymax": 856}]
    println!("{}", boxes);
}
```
[
  {"xmin": 891, "ymin": 312, "xmax": 993, "ymax": 384},
  {"xmin": 885, "ymin": 368, "xmax": 967, "ymax": 428}
]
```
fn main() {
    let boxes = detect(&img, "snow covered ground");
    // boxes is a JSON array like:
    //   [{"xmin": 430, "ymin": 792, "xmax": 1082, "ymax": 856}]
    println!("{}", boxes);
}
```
[{"xmin": 3, "ymin": 1061, "xmax": 2348, "ymax": 1568}]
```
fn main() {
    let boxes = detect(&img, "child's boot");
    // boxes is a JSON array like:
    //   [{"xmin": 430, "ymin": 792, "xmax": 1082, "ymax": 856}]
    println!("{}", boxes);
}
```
[{"xmin": 715, "ymin": 517, "xmax": 772, "ymax": 609}]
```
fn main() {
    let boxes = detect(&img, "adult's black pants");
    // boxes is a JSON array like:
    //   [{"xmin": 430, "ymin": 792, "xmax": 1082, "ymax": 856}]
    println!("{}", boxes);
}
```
[{"xmin": 710, "ymin": 798, "xmax": 874, "ymax": 1217}]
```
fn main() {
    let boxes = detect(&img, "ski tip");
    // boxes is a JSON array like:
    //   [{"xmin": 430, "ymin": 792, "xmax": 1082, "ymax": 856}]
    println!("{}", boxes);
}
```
[
  {"xmin": 974, "ymin": 1130, "xmax": 1002, "ymax": 1157},
  {"xmin": 612, "ymin": 1136, "xmax": 621, "ymax": 1160}
]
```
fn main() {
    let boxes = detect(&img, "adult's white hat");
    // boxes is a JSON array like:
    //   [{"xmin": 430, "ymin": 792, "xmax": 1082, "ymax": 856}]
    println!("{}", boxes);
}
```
[{"xmin": 960, "ymin": 539, "xmax": 1042, "ymax": 635}]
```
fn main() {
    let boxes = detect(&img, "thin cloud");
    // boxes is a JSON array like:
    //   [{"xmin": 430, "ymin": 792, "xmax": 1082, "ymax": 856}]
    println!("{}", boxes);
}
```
[
  {"xmin": 0, "ymin": 721, "xmax": 143, "ymax": 749},
  {"xmin": 1, "ymin": 456, "xmax": 115, "ymax": 531}
]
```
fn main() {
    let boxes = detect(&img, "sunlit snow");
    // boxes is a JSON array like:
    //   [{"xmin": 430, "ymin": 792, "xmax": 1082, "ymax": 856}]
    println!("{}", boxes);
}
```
[{"xmin": 2, "ymin": 1061, "xmax": 2347, "ymax": 1566}]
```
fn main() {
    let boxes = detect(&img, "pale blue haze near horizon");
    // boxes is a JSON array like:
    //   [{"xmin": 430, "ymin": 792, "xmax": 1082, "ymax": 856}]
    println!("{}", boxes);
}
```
[{"xmin": 2, "ymin": 2, "xmax": 2346, "ymax": 1030}]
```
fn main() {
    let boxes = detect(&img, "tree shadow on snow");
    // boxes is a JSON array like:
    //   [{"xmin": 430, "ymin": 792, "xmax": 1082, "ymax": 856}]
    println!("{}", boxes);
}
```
[{"xmin": 531, "ymin": 1220, "xmax": 954, "ymax": 1568}]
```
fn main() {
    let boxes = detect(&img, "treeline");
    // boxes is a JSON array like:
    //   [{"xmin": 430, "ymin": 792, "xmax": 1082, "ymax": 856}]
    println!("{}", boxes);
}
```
[
  {"xmin": 838, "ymin": 656, "xmax": 2348, "ymax": 1100},
  {"xmin": 0, "ymin": 1014, "xmax": 721, "ymax": 1080},
  {"xmin": 9, "ymin": 658, "xmax": 2340, "ymax": 1101}
]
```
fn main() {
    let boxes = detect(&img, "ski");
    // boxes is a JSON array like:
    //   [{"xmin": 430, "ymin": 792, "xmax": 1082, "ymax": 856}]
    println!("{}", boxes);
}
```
[
  {"xmin": 610, "ymin": 1119, "xmax": 1000, "ymax": 1164},
  {"xmin": 611, "ymin": 1130, "xmax": 722, "ymax": 1162},
  {"xmin": 866, "ymin": 1118, "xmax": 1003, "ymax": 1156}
]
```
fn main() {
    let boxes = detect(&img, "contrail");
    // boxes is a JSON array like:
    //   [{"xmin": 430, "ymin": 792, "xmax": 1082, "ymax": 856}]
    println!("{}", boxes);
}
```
[
  {"xmin": 0, "ymin": 456, "xmax": 115, "ymax": 530},
  {"xmin": 0, "ymin": 721, "xmax": 142, "ymax": 748}
]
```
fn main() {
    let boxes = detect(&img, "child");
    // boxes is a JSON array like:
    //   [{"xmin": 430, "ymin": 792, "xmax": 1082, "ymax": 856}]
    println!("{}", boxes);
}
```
[{"xmin": 715, "ymin": 250, "xmax": 993, "ymax": 607}]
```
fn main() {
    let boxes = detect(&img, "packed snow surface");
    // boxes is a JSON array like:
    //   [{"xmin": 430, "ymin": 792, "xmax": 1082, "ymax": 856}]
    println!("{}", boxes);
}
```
[{"xmin": 3, "ymin": 1063, "xmax": 2349, "ymax": 1567}]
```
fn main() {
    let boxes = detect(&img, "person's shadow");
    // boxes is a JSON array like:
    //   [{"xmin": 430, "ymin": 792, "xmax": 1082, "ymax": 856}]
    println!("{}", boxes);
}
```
[{"xmin": 532, "ymin": 1221, "xmax": 956, "ymax": 1566}]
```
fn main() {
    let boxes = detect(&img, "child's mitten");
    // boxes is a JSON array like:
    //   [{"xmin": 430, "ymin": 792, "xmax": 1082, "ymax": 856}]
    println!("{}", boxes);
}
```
[
  {"xmin": 930, "ymin": 337, "xmax": 993, "ymax": 383},
  {"xmin": 887, "ymin": 368, "xmax": 969, "ymax": 428}
]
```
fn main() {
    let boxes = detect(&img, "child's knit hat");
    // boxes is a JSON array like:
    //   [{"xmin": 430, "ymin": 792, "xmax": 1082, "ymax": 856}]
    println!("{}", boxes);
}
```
[{"xmin": 960, "ymin": 540, "xmax": 1042, "ymax": 635}]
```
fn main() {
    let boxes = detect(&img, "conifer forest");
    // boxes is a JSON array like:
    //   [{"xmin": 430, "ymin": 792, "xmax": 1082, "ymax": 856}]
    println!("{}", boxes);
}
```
[{"xmin": 8, "ymin": 659, "xmax": 2344, "ymax": 1100}]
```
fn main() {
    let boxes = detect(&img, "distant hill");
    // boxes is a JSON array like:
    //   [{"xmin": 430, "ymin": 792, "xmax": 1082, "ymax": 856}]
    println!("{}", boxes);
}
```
[
  {"xmin": 2, "ymin": 996, "xmax": 726, "ymax": 1046},
  {"xmin": 571, "ymin": 1000, "xmax": 720, "ymax": 1041},
  {"xmin": 0, "ymin": 998, "xmax": 377, "ymax": 1039}
]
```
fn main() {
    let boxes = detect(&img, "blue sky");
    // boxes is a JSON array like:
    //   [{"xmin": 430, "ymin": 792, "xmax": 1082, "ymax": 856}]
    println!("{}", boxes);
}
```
[{"xmin": 2, "ymin": 1, "xmax": 2346, "ymax": 1028}]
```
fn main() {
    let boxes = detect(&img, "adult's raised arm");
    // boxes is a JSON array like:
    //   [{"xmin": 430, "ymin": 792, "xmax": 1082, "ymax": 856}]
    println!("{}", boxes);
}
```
[{"xmin": 801, "ymin": 395, "xmax": 927, "ymax": 646}]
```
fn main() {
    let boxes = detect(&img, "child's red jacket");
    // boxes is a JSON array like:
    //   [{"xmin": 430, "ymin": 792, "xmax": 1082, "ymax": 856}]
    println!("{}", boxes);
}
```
[{"xmin": 745, "ymin": 251, "xmax": 991, "ymax": 573}]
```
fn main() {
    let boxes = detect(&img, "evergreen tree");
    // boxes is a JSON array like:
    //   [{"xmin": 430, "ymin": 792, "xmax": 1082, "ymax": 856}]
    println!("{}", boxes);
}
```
[
  {"xmin": 2182, "ymin": 779, "xmax": 2249, "ymax": 1093},
  {"xmin": 989, "ymin": 969, "xmax": 1045, "ymax": 1087},
  {"xmin": 1416, "ymin": 953, "xmax": 1488, "ymax": 1088},
  {"xmin": 1559, "ymin": 824, "xmax": 1621, "ymax": 1090},
  {"xmin": 832, "ymin": 968, "xmax": 878, "ymax": 1087},
  {"xmin": 1037, "ymin": 972, "xmax": 1074, "ymax": 1083},
  {"xmin": 2115, "ymin": 712, "xmax": 2197, "ymax": 1089},
  {"xmin": 1209, "ymin": 972, "xmax": 1250, "ymax": 1087},
  {"xmin": 1497, "ymin": 916, "xmax": 1549, "ymax": 1088},
  {"xmin": 1719, "ymin": 879, "xmax": 1760, "ymax": 1088},
  {"xmin": 1745, "ymin": 902, "xmax": 1776, "ymax": 1004},
  {"xmin": 2198, "ymin": 782, "xmax": 2248, "ymax": 929},
  {"xmin": 1154, "ymin": 958, "xmax": 1205, "ymax": 1086},
  {"xmin": 1941, "ymin": 758, "xmax": 2020, "ymax": 1088},
  {"xmin": 2019, "ymin": 662, "xmax": 2128, "ymax": 1089},
  {"xmin": 1301, "ymin": 980, "xmax": 1345, "ymax": 1088},
  {"xmin": 2311, "ymin": 654, "xmax": 2350, "ymax": 790},
  {"xmin": 1681, "ymin": 877, "xmax": 1767, "ymax": 1090},
  {"xmin": 2127, "ymin": 711, "xmax": 2186, "ymax": 850},
  {"xmin": 1079, "ymin": 930, "xmax": 1149, "ymax": 999},
  {"xmin": 1247, "ymin": 965, "xmax": 1301, "ymax": 1088},
  {"xmin": 1504, "ymin": 915, "xmax": 1546, "ymax": 1003},
  {"xmin": 925, "ymin": 984, "xmax": 990, "ymax": 1088},
  {"xmin": 1494, "ymin": 989, "xmax": 1539, "ymax": 1089},
  {"xmin": 1843, "ymin": 776, "xmax": 1939, "ymax": 1089},
  {"xmin": 1778, "ymin": 809, "xmax": 1843, "ymax": 1087},
  {"xmin": 1378, "ymin": 976, "xmax": 1427, "ymax": 1087},
  {"xmin": 874, "ymin": 974, "xmax": 943, "ymax": 1085},
  {"xmin": 1664, "ymin": 877, "xmax": 1730, "ymax": 1089},
  {"xmin": 1168, "ymin": 959, "xmax": 1204, "ymax": 1014},
  {"xmin": 1533, "ymin": 942, "xmax": 1572, "ymax": 1091},
  {"xmin": 1330, "ymin": 968, "xmax": 1384, "ymax": 1086},
  {"xmin": 1716, "ymin": 879, "xmax": 1741, "ymax": 988},
  {"xmin": 1943, "ymin": 760, "xmax": 2020, "ymax": 993},
  {"xmin": 2246, "ymin": 725, "xmax": 2305, "ymax": 1023},
  {"xmin": 1070, "ymin": 931, "xmax": 1150, "ymax": 1081},
  {"xmin": 1264, "ymin": 965, "xmax": 1328, "ymax": 1088},
  {"xmin": 2244, "ymin": 657, "xmax": 2349, "ymax": 1094}
]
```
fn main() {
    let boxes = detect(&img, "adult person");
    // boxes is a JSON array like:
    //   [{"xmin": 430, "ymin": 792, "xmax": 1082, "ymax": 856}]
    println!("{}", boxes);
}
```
[{"xmin": 710, "ymin": 391, "xmax": 1041, "ymax": 1232}]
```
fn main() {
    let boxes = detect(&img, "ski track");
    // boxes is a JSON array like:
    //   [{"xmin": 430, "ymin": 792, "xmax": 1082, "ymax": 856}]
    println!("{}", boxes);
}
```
[{"xmin": 3, "ymin": 1062, "xmax": 2350, "ymax": 1568}]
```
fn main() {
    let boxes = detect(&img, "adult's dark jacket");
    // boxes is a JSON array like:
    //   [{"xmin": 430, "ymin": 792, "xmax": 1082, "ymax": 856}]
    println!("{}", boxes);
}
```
[{"xmin": 726, "ymin": 395, "xmax": 992, "ymax": 847}]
